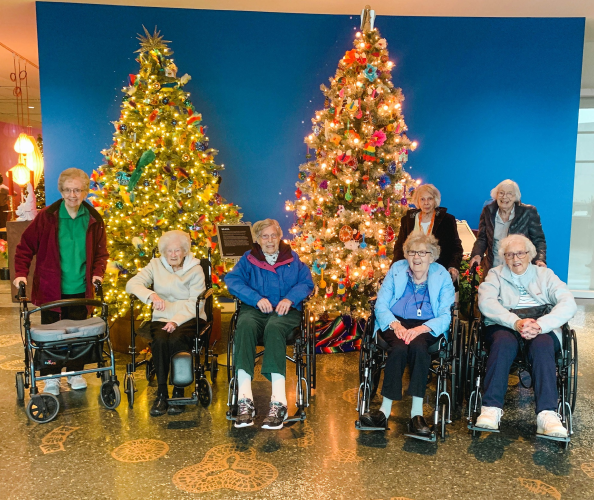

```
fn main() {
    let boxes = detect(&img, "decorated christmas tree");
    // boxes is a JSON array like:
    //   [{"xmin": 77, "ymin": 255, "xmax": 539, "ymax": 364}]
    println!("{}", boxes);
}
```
[
  {"xmin": 90, "ymin": 27, "xmax": 242, "ymax": 321},
  {"xmin": 35, "ymin": 134, "xmax": 46, "ymax": 209},
  {"xmin": 286, "ymin": 11, "xmax": 420, "ymax": 318}
]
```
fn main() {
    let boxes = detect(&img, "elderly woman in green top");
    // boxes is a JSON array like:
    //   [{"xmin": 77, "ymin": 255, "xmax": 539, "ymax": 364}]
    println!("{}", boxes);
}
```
[{"xmin": 14, "ymin": 168, "xmax": 108, "ymax": 396}]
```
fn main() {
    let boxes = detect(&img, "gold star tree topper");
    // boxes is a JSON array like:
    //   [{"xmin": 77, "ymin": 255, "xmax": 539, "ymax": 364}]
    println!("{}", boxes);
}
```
[{"xmin": 135, "ymin": 26, "xmax": 172, "ymax": 54}]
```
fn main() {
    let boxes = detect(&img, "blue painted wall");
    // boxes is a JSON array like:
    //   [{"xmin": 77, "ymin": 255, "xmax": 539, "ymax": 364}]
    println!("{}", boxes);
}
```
[{"xmin": 36, "ymin": 3, "xmax": 584, "ymax": 279}]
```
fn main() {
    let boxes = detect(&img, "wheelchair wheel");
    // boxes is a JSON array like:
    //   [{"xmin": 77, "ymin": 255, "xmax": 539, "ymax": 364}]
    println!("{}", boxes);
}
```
[
  {"xmin": 146, "ymin": 358, "xmax": 155, "ymax": 382},
  {"xmin": 26, "ymin": 394, "xmax": 59, "ymax": 423},
  {"xmin": 227, "ymin": 314, "xmax": 237, "ymax": 382},
  {"xmin": 198, "ymin": 378, "xmax": 212, "ymax": 407},
  {"xmin": 210, "ymin": 357, "xmax": 218, "ymax": 384},
  {"xmin": 100, "ymin": 381, "xmax": 121, "ymax": 410},
  {"xmin": 124, "ymin": 375, "xmax": 135, "ymax": 409},
  {"xmin": 16, "ymin": 372, "xmax": 25, "ymax": 401},
  {"xmin": 568, "ymin": 329, "xmax": 578, "ymax": 413},
  {"xmin": 440, "ymin": 401, "xmax": 447, "ymax": 440}
]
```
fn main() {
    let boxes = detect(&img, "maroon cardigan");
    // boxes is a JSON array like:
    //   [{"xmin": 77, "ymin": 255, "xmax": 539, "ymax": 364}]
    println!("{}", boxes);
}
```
[{"xmin": 14, "ymin": 199, "xmax": 109, "ymax": 306}]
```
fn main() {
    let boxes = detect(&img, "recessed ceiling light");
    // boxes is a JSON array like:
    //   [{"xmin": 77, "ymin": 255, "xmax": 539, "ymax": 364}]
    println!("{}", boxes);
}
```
[{"xmin": 28, "ymin": 106, "xmax": 34, "ymax": 109}]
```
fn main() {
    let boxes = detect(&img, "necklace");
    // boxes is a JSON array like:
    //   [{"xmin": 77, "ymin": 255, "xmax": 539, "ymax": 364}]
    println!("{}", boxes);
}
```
[{"xmin": 411, "ymin": 280, "xmax": 429, "ymax": 317}]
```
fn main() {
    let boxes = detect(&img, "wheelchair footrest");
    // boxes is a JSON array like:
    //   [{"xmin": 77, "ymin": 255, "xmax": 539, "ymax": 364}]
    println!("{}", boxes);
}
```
[
  {"xmin": 285, "ymin": 412, "xmax": 306, "ymax": 424},
  {"xmin": 167, "ymin": 396, "xmax": 197, "ymax": 406},
  {"xmin": 355, "ymin": 420, "xmax": 388, "ymax": 431},
  {"xmin": 404, "ymin": 432, "xmax": 437, "ymax": 443},
  {"xmin": 536, "ymin": 433, "xmax": 570, "ymax": 443},
  {"xmin": 468, "ymin": 423, "xmax": 500, "ymax": 433}
]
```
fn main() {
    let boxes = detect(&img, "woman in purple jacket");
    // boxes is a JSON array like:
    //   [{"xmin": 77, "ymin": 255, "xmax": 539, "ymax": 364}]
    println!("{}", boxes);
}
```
[{"xmin": 225, "ymin": 219, "xmax": 313, "ymax": 430}]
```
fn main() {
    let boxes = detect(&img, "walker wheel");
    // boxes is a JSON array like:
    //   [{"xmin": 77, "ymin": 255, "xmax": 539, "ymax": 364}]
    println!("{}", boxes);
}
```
[
  {"xmin": 100, "ymin": 381, "xmax": 121, "ymax": 410},
  {"xmin": 26, "ymin": 394, "xmax": 59, "ymax": 423},
  {"xmin": 125, "ymin": 375, "xmax": 135, "ymax": 409},
  {"xmin": 210, "ymin": 357, "xmax": 218, "ymax": 384},
  {"xmin": 198, "ymin": 378, "xmax": 212, "ymax": 408},
  {"xmin": 16, "ymin": 372, "xmax": 25, "ymax": 401}
]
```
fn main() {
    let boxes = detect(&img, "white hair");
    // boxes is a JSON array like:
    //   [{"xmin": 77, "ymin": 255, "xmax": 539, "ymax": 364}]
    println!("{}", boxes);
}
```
[
  {"xmin": 252, "ymin": 219, "xmax": 283, "ymax": 240},
  {"xmin": 490, "ymin": 179, "xmax": 521, "ymax": 202},
  {"xmin": 403, "ymin": 232, "xmax": 441, "ymax": 261},
  {"xmin": 157, "ymin": 230, "xmax": 191, "ymax": 255},
  {"xmin": 498, "ymin": 234, "xmax": 537, "ymax": 261},
  {"xmin": 411, "ymin": 183, "xmax": 441, "ymax": 208}
]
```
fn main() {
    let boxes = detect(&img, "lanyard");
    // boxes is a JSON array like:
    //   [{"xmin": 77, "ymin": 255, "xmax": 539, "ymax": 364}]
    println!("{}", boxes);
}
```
[{"xmin": 411, "ymin": 280, "xmax": 428, "ymax": 318}]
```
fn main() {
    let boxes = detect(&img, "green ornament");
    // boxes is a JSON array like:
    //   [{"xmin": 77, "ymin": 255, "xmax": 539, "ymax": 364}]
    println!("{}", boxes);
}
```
[
  {"xmin": 115, "ymin": 201, "xmax": 124, "ymax": 209},
  {"xmin": 128, "ymin": 149, "xmax": 156, "ymax": 192}
]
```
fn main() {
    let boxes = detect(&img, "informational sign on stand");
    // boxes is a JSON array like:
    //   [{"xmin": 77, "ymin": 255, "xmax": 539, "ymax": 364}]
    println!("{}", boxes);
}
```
[
  {"xmin": 456, "ymin": 220, "xmax": 477, "ymax": 256},
  {"xmin": 216, "ymin": 223, "xmax": 254, "ymax": 260}
]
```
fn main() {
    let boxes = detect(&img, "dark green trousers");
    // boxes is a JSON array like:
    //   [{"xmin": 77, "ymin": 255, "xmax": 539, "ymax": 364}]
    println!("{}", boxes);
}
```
[{"xmin": 234, "ymin": 305, "xmax": 302, "ymax": 380}]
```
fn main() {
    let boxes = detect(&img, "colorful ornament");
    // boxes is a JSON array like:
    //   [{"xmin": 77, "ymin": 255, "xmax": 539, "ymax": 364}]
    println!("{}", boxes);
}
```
[
  {"xmin": 364, "ymin": 64, "xmax": 378, "ymax": 82},
  {"xmin": 371, "ymin": 130, "xmax": 387, "ymax": 147},
  {"xmin": 339, "ymin": 225, "xmax": 353, "ymax": 242},
  {"xmin": 337, "ymin": 278, "xmax": 347, "ymax": 302},
  {"xmin": 312, "ymin": 259, "xmax": 326, "ymax": 275},
  {"xmin": 377, "ymin": 240, "xmax": 387, "ymax": 258},
  {"xmin": 401, "ymin": 197, "xmax": 408, "ymax": 206},
  {"xmin": 345, "ymin": 185, "xmax": 353, "ymax": 202},
  {"xmin": 385, "ymin": 225, "xmax": 395, "ymax": 243},
  {"xmin": 344, "ymin": 239, "xmax": 359, "ymax": 251},
  {"xmin": 378, "ymin": 175, "xmax": 391, "ymax": 189},
  {"xmin": 149, "ymin": 109, "xmax": 159, "ymax": 122},
  {"xmin": 360, "ymin": 233, "xmax": 367, "ymax": 249},
  {"xmin": 325, "ymin": 285, "xmax": 334, "ymax": 298},
  {"xmin": 295, "ymin": 188, "xmax": 302, "ymax": 199},
  {"xmin": 362, "ymin": 142, "xmax": 376, "ymax": 162},
  {"xmin": 387, "ymin": 161, "xmax": 397, "ymax": 174},
  {"xmin": 337, "ymin": 205, "xmax": 345, "ymax": 216},
  {"xmin": 319, "ymin": 180, "xmax": 328, "ymax": 190}
]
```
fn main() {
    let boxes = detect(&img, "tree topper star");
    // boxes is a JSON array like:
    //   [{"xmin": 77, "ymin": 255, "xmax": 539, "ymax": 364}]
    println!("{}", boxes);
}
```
[{"xmin": 135, "ymin": 26, "xmax": 172, "ymax": 54}]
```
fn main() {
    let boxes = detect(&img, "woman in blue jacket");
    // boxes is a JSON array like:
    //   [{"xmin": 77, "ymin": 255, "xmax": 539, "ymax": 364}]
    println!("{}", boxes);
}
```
[
  {"xmin": 225, "ymin": 219, "xmax": 313, "ymax": 430},
  {"xmin": 360, "ymin": 232, "xmax": 455, "ymax": 436}
]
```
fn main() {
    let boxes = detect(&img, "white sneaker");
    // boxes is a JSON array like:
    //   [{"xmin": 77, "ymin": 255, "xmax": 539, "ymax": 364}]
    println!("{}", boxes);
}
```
[
  {"xmin": 537, "ymin": 410, "xmax": 568, "ymax": 438},
  {"xmin": 43, "ymin": 378, "xmax": 60, "ymax": 396},
  {"xmin": 67, "ymin": 375, "xmax": 87, "ymax": 390},
  {"xmin": 475, "ymin": 406, "xmax": 503, "ymax": 430}
]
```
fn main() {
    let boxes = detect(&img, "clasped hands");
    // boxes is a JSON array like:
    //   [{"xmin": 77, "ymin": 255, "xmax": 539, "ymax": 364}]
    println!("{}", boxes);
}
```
[
  {"xmin": 390, "ymin": 321, "xmax": 426, "ymax": 345},
  {"xmin": 149, "ymin": 293, "xmax": 177, "ymax": 332},
  {"xmin": 257, "ymin": 298, "xmax": 292, "ymax": 316},
  {"xmin": 515, "ymin": 318, "xmax": 542, "ymax": 339}
]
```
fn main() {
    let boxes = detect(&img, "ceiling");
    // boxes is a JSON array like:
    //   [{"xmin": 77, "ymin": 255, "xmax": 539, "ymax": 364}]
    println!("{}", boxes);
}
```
[{"xmin": 1, "ymin": 0, "xmax": 594, "ymax": 129}]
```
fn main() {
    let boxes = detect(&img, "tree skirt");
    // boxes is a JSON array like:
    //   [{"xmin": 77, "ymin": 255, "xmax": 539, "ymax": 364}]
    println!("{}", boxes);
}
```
[{"xmin": 315, "ymin": 315, "xmax": 364, "ymax": 354}]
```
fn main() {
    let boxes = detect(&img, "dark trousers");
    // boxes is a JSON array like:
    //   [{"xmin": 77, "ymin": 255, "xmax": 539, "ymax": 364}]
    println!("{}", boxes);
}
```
[
  {"xmin": 483, "ymin": 325, "xmax": 560, "ymax": 414},
  {"xmin": 234, "ymin": 305, "xmax": 302, "ymax": 381},
  {"xmin": 39, "ymin": 292, "xmax": 87, "ymax": 376},
  {"xmin": 150, "ymin": 319, "xmax": 196, "ymax": 387},
  {"xmin": 380, "ymin": 317, "xmax": 439, "ymax": 401}
]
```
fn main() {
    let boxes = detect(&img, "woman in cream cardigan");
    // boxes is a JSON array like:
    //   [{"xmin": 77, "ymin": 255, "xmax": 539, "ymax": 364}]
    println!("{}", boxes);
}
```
[{"xmin": 126, "ymin": 230, "xmax": 206, "ymax": 416}]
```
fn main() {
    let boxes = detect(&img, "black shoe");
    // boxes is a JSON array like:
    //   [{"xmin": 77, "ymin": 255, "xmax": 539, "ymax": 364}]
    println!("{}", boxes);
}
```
[
  {"xmin": 234, "ymin": 398, "xmax": 256, "ymax": 428},
  {"xmin": 409, "ymin": 415, "xmax": 432, "ymax": 436},
  {"xmin": 167, "ymin": 404, "xmax": 185, "ymax": 415},
  {"xmin": 359, "ymin": 410, "xmax": 388, "ymax": 429},
  {"xmin": 262, "ymin": 401, "xmax": 288, "ymax": 430},
  {"xmin": 150, "ymin": 396, "xmax": 168, "ymax": 417}
]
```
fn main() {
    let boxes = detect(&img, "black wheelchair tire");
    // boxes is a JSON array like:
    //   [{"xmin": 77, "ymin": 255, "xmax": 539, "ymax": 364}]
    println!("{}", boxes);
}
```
[
  {"xmin": 125, "ymin": 375, "xmax": 135, "ymax": 409},
  {"xmin": 198, "ymin": 378, "xmax": 212, "ymax": 407},
  {"xmin": 26, "ymin": 394, "xmax": 59, "ymax": 424},
  {"xmin": 100, "ymin": 381, "xmax": 121, "ymax": 410},
  {"xmin": 569, "ymin": 328, "xmax": 578, "ymax": 413},
  {"xmin": 16, "ymin": 372, "xmax": 25, "ymax": 401},
  {"xmin": 441, "ymin": 401, "xmax": 447, "ymax": 440},
  {"xmin": 210, "ymin": 357, "xmax": 218, "ymax": 384}
]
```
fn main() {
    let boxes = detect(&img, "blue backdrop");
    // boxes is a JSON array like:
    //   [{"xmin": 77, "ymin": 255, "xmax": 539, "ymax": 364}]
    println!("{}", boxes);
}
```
[{"xmin": 36, "ymin": 3, "xmax": 584, "ymax": 279}]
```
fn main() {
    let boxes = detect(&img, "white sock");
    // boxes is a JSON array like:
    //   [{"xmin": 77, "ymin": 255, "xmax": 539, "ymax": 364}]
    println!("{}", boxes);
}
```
[
  {"xmin": 237, "ymin": 369, "xmax": 253, "ymax": 401},
  {"xmin": 270, "ymin": 373, "xmax": 287, "ymax": 406},
  {"xmin": 411, "ymin": 396, "xmax": 424, "ymax": 418},
  {"xmin": 380, "ymin": 397, "xmax": 393, "ymax": 418}
]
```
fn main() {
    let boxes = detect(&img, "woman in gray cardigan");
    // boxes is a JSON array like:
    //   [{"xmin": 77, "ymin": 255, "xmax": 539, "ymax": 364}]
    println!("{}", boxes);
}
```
[
  {"xmin": 476, "ymin": 234, "xmax": 576, "ymax": 437},
  {"xmin": 126, "ymin": 230, "xmax": 206, "ymax": 417},
  {"xmin": 469, "ymin": 179, "xmax": 546, "ymax": 275}
]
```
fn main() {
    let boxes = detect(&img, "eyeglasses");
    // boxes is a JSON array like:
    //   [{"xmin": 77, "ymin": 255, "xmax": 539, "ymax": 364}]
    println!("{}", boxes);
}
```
[
  {"xmin": 260, "ymin": 234, "xmax": 279, "ymax": 241},
  {"xmin": 407, "ymin": 250, "xmax": 429, "ymax": 257},
  {"xmin": 62, "ymin": 188, "xmax": 84, "ymax": 195},
  {"xmin": 504, "ymin": 251, "xmax": 527, "ymax": 260},
  {"xmin": 497, "ymin": 191, "xmax": 515, "ymax": 199}
]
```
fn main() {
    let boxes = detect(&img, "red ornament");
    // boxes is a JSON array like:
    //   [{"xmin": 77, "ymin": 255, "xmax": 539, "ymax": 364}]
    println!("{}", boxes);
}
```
[
  {"xmin": 385, "ymin": 225, "xmax": 395, "ymax": 243},
  {"xmin": 295, "ymin": 188, "xmax": 302, "ymax": 199},
  {"xmin": 149, "ymin": 109, "xmax": 159, "ymax": 122}
]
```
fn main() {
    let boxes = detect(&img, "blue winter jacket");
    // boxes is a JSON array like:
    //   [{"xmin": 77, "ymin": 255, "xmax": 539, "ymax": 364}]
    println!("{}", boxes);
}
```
[
  {"xmin": 374, "ymin": 260, "xmax": 455, "ymax": 338},
  {"xmin": 225, "ymin": 242, "xmax": 314, "ymax": 311}
]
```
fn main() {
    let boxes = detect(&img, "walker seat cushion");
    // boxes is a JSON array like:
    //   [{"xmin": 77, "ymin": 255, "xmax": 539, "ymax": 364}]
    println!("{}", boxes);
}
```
[{"xmin": 31, "ymin": 317, "xmax": 106, "ymax": 342}]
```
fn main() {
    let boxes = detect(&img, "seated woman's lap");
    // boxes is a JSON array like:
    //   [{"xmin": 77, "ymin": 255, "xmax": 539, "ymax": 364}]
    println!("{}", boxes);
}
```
[{"xmin": 485, "ymin": 324, "xmax": 559, "ymax": 359}]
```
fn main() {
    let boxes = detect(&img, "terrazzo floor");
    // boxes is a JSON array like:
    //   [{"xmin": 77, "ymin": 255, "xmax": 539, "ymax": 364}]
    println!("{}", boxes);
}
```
[{"xmin": 0, "ymin": 285, "xmax": 593, "ymax": 500}]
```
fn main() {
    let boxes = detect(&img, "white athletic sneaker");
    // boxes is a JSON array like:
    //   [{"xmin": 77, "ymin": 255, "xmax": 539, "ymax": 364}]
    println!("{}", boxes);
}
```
[
  {"xmin": 42, "ymin": 378, "xmax": 60, "ymax": 396},
  {"xmin": 536, "ymin": 411, "xmax": 568, "ymax": 438},
  {"xmin": 475, "ymin": 406, "xmax": 503, "ymax": 430},
  {"xmin": 67, "ymin": 375, "xmax": 88, "ymax": 390}
]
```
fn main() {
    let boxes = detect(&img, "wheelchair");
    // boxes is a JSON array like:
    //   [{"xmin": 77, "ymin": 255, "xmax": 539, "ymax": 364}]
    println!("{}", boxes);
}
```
[
  {"xmin": 226, "ymin": 299, "xmax": 315, "ymax": 424},
  {"xmin": 463, "ymin": 264, "xmax": 578, "ymax": 448},
  {"xmin": 15, "ymin": 281, "xmax": 120, "ymax": 424},
  {"xmin": 127, "ymin": 248, "xmax": 219, "ymax": 409},
  {"xmin": 465, "ymin": 316, "xmax": 578, "ymax": 448},
  {"xmin": 356, "ymin": 299, "xmax": 462, "ymax": 442}
]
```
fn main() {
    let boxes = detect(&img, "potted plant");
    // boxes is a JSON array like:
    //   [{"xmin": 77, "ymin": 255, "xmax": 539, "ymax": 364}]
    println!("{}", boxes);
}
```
[{"xmin": 458, "ymin": 256, "xmax": 483, "ymax": 320}]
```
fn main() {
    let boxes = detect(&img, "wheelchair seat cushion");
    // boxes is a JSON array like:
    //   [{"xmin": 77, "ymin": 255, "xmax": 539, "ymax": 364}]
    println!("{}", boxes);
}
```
[{"xmin": 30, "ymin": 317, "xmax": 106, "ymax": 342}]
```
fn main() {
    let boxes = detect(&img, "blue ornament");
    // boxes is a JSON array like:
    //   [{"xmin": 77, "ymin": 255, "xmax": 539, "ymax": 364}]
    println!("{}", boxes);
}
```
[
  {"xmin": 143, "ymin": 180, "xmax": 150, "ymax": 186},
  {"xmin": 121, "ymin": 269, "xmax": 129, "ymax": 275},
  {"xmin": 162, "ymin": 97, "xmax": 169, "ymax": 104},
  {"xmin": 139, "ymin": 251, "xmax": 145, "ymax": 257},
  {"xmin": 212, "ymin": 171, "xmax": 219, "ymax": 177},
  {"xmin": 378, "ymin": 174, "xmax": 391, "ymax": 189},
  {"xmin": 171, "ymin": 120, "xmax": 177, "ymax": 126},
  {"xmin": 364, "ymin": 64, "xmax": 378, "ymax": 82},
  {"xmin": 120, "ymin": 124, "xmax": 127, "ymax": 131},
  {"xmin": 178, "ymin": 209, "xmax": 184, "ymax": 214},
  {"xmin": 116, "ymin": 171, "xmax": 130, "ymax": 185},
  {"xmin": 171, "ymin": 176, "xmax": 177, "ymax": 181},
  {"xmin": 387, "ymin": 161, "xmax": 397, "ymax": 174},
  {"xmin": 197, "ymin": 142, "xmax": 207, "ymax": 151},
  {"xmin": 409, "ymin": 186, "xmax": 415, "ymax": 193}
]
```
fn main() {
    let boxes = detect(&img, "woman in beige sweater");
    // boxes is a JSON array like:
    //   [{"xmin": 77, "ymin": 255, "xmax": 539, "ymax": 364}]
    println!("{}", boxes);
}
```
[{"xmin": 126, "ymin": 230, "xmax": 206, "ymax": 416}]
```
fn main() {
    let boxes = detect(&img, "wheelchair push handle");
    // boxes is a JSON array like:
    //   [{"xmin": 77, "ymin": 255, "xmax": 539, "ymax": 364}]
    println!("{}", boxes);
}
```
[
  {"xmin": 93, "ymin": 279, "xmax": 104, "ymax": 300},
  {"xmin": 16, "ymin": 281, "xmax": 27, "ymax": 301}
]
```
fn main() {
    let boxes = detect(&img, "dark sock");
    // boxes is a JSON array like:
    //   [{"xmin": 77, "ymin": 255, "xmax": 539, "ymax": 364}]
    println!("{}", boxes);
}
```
[
  {"xmin": 173, "ymin": 386, "xmax": 184, "ymax": 398},
  {"xmin": 157, "ymin": 384, "xmax": 169, "ymax": 398}
]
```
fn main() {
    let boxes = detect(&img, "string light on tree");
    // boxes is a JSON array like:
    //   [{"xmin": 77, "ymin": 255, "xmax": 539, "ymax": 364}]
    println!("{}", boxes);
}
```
[{"xmin": 91, "ymin": 26, "xmax": 242, "ymax": 321}]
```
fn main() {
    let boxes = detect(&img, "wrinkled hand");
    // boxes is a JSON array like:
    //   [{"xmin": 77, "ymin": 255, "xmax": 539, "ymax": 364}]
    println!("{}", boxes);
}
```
[
  {"xmin": 13, "ymin": 277, "xmax": 27, "ymax": 288},
  {"xmin": 391, "ymin": 321, "xmax": 407, "ymax": 339},
  {"xmin": 275, "ymin": 298, "xmax": 292, "ymax": 316},
  {"xmin": 535, "ymin": 260, "xmax": 547, "ymax": 268},
  {"xmin": 162, "ymin": 321, "xmax": 177, "ymax": 333},
  {"xmin": 92, "ymin": 276, "xmax": 103, "ymax": 284},
  {"xmin": 402, "ymin": 326, "xmax": 426, "ymax": 345},
  {"xmin": 448, "ymin": 267, "xmax": 459, "ymax": 281},
  {"xmin": 515, "ymin": 318, "xmax": 541, "ymax": 337},
  {"xmin": 150, "ymin": 293, "xmax": 166, "ymax": 311},
  {"xmin": 469, "ymin": 255, "xmax": 481, "ymax": 268},
  {"xmin": 257, "ymin": 298, "xmax": 273, "ymax": 314}
]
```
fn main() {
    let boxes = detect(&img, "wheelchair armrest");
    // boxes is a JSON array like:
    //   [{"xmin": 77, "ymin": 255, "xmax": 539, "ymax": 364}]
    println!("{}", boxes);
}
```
[{"xmin": 197, "ymin": 288, "xmax": 214, "ymax": 302}]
